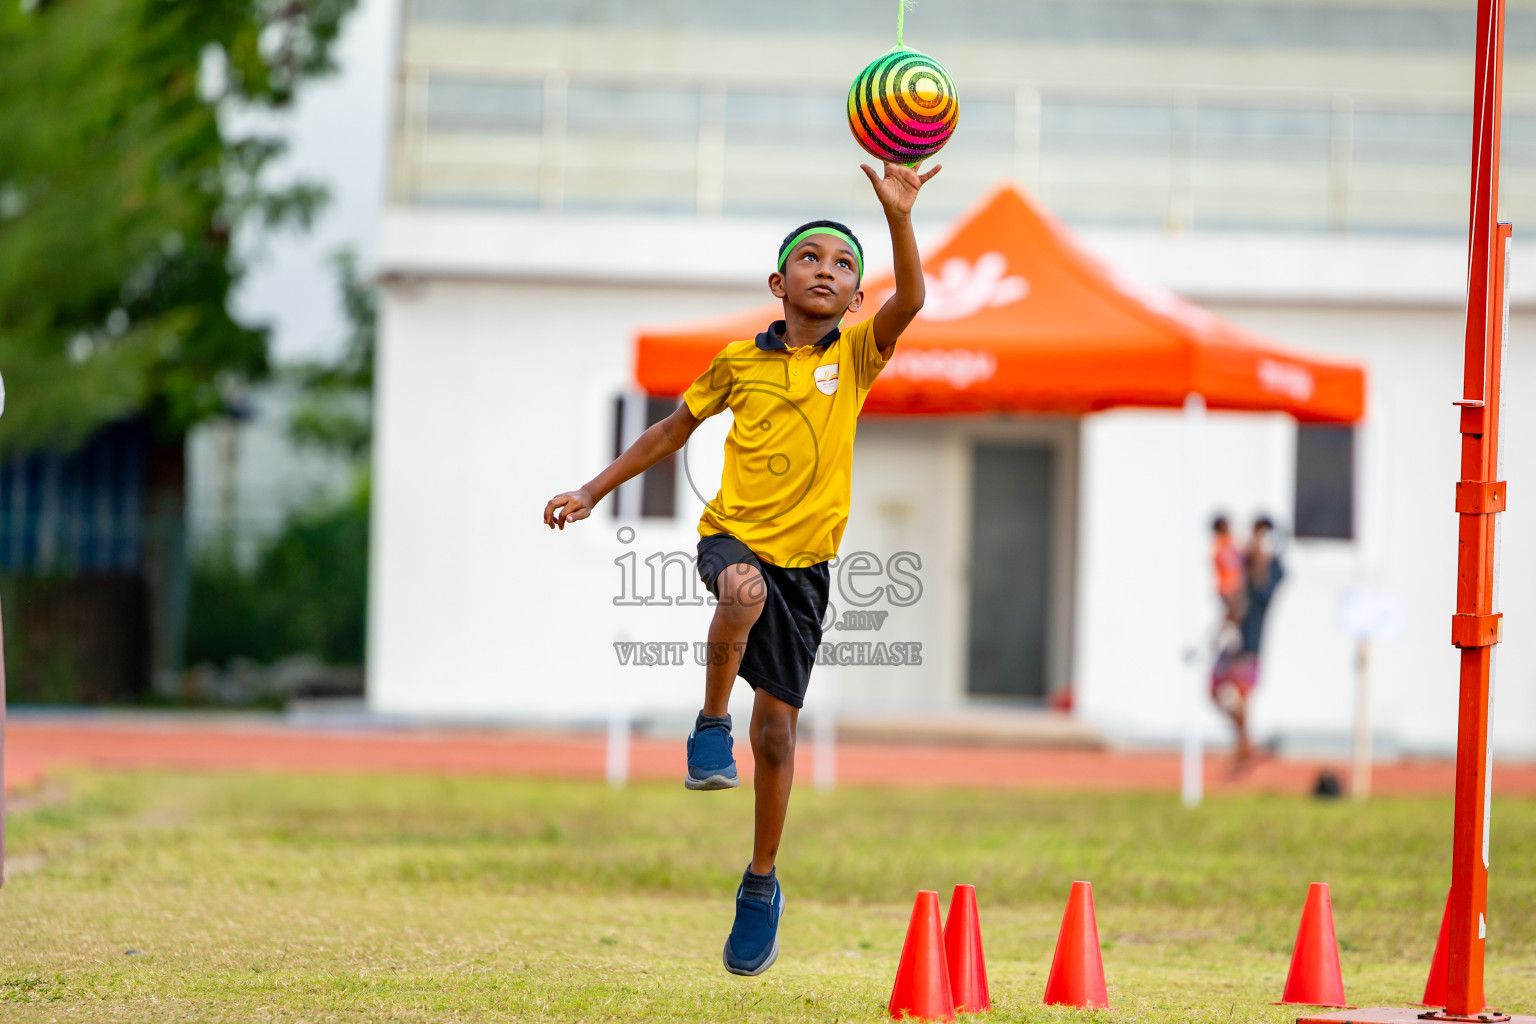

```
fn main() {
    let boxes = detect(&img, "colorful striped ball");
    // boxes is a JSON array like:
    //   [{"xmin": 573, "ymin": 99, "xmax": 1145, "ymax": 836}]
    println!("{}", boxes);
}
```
[{"xmin": 847, "ymin": 46, "xmax": 959, "ymax": 165}]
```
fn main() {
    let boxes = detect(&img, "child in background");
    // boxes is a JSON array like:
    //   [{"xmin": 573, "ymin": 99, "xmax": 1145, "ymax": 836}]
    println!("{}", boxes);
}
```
[
  {"xmin": 1210, "ymin": 515, "xmax": 1285, "ymax": 771},
  {"xmin": 1211, "ymin": 514, "xmax": 1245, "ymax": 624}
]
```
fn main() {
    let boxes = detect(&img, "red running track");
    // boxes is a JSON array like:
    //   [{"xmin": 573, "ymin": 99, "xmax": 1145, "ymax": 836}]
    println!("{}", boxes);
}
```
[{"xmin": 6, "ymin": 717, "xmax": 1536, "ymax": 797}]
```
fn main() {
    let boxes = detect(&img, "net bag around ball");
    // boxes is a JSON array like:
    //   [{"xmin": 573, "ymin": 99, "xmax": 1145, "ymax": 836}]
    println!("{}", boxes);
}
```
[{"xmin": 846, "ymin": 45, "xmax": 959, "ymax": 166}]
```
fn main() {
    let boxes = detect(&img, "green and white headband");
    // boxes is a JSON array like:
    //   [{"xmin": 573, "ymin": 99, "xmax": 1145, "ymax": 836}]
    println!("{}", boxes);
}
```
[{"xmin": 777, "ymin": 226, "xmax": 864, "ymax": 284}]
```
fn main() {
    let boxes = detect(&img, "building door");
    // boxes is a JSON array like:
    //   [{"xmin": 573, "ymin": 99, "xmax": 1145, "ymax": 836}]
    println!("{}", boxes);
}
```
[{"xmin": 967, "ymin": 443, "xmax": 1054, "ymax": 699}]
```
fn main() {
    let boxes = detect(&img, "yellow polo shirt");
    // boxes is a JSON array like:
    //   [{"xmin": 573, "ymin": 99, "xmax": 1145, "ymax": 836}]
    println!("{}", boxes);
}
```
[{"xmin": 682, "ymin": 317, "xmax": 889, "ymax": 567}]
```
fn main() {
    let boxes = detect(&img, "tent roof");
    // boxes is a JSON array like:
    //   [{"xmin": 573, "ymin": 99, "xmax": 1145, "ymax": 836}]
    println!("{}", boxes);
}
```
[{"xmin": 634, "ymin": 183, "xmax": 1366, "ymax": 423}]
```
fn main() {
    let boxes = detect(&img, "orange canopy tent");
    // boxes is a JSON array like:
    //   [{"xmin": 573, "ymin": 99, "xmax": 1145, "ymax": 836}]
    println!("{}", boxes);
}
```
[{"xmin": 635, "ymin": 182, "xmax": 1366, "ymax": 423}]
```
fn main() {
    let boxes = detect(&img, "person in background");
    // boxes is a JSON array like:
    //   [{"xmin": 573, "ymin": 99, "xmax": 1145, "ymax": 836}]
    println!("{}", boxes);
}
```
[
  {"xmin": 1210, "ymin": 515, "xmax": 1286, "ymax": 771},
  {"xmin": 1239, "ymin": 515, "xmax": 1285, "ymax": 662},
  {"xmin": 1211, "ymin": 514, "xmax": 1244, "ymax": 624}
]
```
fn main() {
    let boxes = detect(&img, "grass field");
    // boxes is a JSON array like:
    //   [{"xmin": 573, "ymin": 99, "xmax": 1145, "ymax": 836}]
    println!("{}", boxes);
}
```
[{"xmin": 3, "ymin": 770, "xmax": 1536, "ymax": 1022}]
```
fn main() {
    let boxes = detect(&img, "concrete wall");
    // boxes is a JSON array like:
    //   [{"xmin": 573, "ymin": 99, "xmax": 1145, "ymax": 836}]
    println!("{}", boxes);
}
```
[
  {"xmin": 831, "ymin": 415, "xmax": 1080, "ymax": 715},
  {"xmin": 1074, "ymin": 302, "xmax": 1536, "ymax": 757},
  {"xmin": 370, "ymin": 206, "xmax": 1536, "ymax": 756},
  {"xmin": 368, "ymin": 275, "xmax": 757, "ymax": 721}
]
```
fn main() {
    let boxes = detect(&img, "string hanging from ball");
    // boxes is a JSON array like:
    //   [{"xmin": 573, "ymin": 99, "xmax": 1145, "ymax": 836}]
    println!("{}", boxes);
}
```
[{"xmin": 847, "ymin": 0, "xmax": 959, "ymax": 166}]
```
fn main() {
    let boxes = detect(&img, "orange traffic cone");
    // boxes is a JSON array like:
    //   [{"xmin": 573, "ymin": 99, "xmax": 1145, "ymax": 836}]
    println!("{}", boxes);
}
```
[
  {"xmin": 1421, "ymin": 889, "xmax": 1452, "ymax": 1007},
  {"xmin": 1277, "ymin": 882, "xmax": 1350, "ymax": 1007},
  {"xmin": 943, "ymin": 884, "xmax": 990, "ymax": 1013},
  {"xmin": 890, "ymin": 890, "xmax": 956, "ymax": 1021},
  {"xmin": 1043, "ymin": 881, "xmax": 1109, "ymax": 1008}
]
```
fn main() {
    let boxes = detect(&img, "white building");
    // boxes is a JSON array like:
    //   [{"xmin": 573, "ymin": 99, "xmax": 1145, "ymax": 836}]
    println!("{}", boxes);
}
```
[{"xmin": 367, "ymin": 0, "xmax": 1536, "ymax": 756}]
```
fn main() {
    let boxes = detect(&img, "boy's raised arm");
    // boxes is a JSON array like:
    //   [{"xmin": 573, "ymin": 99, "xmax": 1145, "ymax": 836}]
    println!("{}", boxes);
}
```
[
  {"xmin": 543, "ymin": 402, "xmax": 703, "ymax": 529},
  {"xmin": 861, "ymin": 160, "xmax": 941, "ymax": 358}
]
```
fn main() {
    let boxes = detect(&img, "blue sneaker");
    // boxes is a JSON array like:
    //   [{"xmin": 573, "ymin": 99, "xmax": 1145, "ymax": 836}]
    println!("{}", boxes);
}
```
[
  {"xmin": 723, "ymin": 878, "xmax": 784, "ymax": 976},
  {"xmin": 685, "ymin": 714, "xmax": 740, "ymax": 791}
]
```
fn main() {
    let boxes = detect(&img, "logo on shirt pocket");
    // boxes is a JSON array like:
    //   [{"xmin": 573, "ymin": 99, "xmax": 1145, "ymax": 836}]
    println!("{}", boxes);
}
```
[{"xmin": 814, "ymin": 362, "xmax": 839, "ymax": 395}]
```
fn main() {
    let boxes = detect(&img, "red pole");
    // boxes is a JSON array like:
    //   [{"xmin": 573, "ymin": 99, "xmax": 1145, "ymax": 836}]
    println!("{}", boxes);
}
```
[{"xmin": 1444, "ymin": 0, "xmax": 1509, "ymax": 1014}]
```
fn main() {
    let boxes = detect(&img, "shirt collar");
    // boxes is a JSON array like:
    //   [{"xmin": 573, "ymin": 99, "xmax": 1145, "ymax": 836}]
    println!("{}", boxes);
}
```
[{"xmin": 754, "ymin": 320, "xmax": 841, "ymax": 351}]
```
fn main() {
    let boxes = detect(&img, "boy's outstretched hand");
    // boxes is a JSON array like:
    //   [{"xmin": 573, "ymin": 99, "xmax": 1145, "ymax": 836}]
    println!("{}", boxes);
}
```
[
  {"xmin": 860, "ymin": 160, "xmax": 941, "ymax": 217},
  {"xmin": 864, "ymin": 160, "xmax": 937, "ymax": 356},
  {"xmin": 544, "ymin": 488, "xmax": 594, "ymax": 529}
]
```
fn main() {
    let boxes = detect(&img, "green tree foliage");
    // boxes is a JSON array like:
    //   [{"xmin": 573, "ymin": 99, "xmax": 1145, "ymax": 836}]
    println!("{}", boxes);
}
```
[
  {"xmin": 187, "ymin": 478, "xmax": 369, "ymax": 667},
  {"xmin": 288, "ymin": 249, "xmax": 375, "ymax": 461},
  {"xmin": 0, "ymin": 0, "xmax": 355, "ymax": 453},
  {"xmin": 186, "ymin": 256, "xmax": 378, "ymax": 672}
]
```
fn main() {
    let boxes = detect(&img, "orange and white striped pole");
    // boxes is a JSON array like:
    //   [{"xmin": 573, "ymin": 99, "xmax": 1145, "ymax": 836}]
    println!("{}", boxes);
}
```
[
  {"xmin": 1440, "ymin": 0, "xmax": 1511, "ymax": 1014},
  {"xmin": 1296, "ymin": 5, "xmax": 1517, "ymax": 1023}
]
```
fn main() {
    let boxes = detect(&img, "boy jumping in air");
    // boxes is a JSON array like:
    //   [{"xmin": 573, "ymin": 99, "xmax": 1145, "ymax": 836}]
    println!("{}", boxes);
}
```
[{"xmin": 542, "ymin": 159, "xmax": 938, "ymax": 976}]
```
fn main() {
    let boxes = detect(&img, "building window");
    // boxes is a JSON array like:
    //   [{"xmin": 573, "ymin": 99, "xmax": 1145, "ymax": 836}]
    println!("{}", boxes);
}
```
[
  {"xmin": 640, "ymin": 397, "xmax": 678, "ymax": 518},
  {"xmin": 1294, "ymin": 424, "xmax": 1354, "ymax": 539},
  {"xmin": 610, "ymin": 394, "xmax": 678, "ymax": 519},
  {"xmin": 425, "ymin": 78, "xmax": 542, "ymax": 134}
]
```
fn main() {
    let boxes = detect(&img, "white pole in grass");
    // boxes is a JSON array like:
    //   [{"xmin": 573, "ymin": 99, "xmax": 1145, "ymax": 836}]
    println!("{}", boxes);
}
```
[
  {"xmin": 1351, "ymin": 418, "xmax": 1373, "ymax": 800},
  {"xmin": 1181, "ymin": 394, "xmax": 1208, "ymax": 809},
  {"xmin": 1340, "ymin": 418, "xmax": 1407, "ymax": 800},
  {"xmin": 607, "ymin": 627, "xmax": 630, "ymax": 789},
  {"xmin": 813, "ymin": 673, "xmax": 837, "ymax": 792},
  {"xmin": 604, "ymin": 392, "xmax": 646, "ymax": 789},
  {"xmin": 1351, "ymin": 638, "xmax": 1373, "ymax": 799}
]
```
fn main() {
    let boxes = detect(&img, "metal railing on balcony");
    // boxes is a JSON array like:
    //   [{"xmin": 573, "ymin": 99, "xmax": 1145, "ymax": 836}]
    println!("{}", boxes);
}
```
[{"xmin": 392, "ymin": 65, "xmax": 1536, "ymax": 234}]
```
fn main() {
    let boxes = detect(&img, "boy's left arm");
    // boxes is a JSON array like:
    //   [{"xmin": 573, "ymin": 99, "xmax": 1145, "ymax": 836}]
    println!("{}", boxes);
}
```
[{"xmin": 861, "ymin": 161, "xmax": 941, "ymax": 358}]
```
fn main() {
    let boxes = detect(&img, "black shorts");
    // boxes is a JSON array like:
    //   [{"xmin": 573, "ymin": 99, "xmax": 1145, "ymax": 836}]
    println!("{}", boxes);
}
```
[{"xmin": 695, "ymin": 533, "xmax": 830, "ymax": 710}]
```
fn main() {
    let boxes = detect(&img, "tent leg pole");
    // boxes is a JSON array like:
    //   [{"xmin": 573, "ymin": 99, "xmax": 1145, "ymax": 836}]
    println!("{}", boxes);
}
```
[{"xmin": 1181, "ymin": 394, "xmax": 1207, "ymax": 809}]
